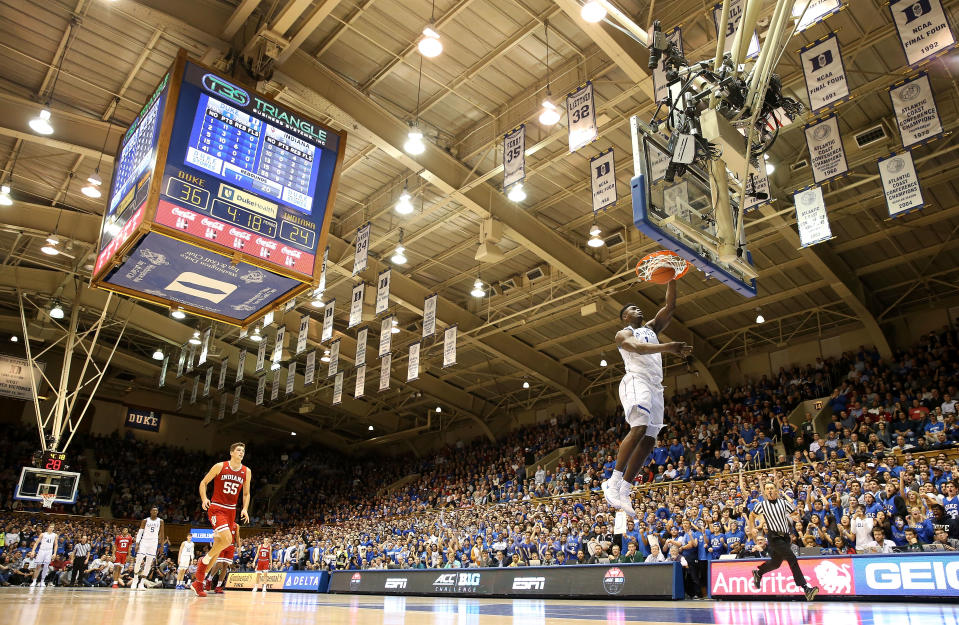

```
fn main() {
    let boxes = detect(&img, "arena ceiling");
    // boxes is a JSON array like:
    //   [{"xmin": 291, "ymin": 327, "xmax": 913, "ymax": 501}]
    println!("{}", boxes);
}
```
[{"xmin": 0, "ymin": 0, "xmax": 957, "ymax": 451}]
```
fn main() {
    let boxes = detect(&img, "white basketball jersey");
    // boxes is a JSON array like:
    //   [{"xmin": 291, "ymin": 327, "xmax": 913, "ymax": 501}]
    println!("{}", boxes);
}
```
[
  {"xmin": 38, "ymin": 532, "xmax": 56, "ymax": 554},
  {"xmin": 179, "ymin": 541, "xmax": 194, "ymax": 561},
  {"xmin": 141, "ymin": 517, "xmax": 162, "ymax": 546},
  {"xmin": 618, "ymin": 325, "xmax": 663, "ymax": 384}
]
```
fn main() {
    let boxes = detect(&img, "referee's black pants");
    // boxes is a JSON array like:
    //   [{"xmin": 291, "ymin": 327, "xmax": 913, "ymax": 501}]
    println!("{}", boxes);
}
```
[
  {"xmin": 69, "ymin": 556, "xmax": 88, "ymax": 586},
  {"xmin": 757, "ymin": 534, "xmax": 808, "ymax": 588}
]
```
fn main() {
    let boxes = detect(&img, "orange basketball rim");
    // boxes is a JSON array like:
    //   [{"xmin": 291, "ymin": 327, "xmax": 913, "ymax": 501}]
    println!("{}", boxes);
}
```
[{"xmin": 635, "ymin": 250, "xmax": 690, "ymax": 284}]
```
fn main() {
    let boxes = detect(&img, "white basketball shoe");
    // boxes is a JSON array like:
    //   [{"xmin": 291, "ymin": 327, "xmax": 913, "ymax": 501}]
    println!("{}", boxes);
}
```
[
  {"xmin": 602, "ymin": 479, "xmax": 624, "ymax": 511},
  {"xmin": 618, "ymin": 481, "xmax": 638, "ymax": 518}
]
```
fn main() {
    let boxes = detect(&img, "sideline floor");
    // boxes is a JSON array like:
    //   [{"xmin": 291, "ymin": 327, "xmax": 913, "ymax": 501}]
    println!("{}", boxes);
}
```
[{"xmin": 2, "ymin": 587, "xmax": 957, "ymax": 625}]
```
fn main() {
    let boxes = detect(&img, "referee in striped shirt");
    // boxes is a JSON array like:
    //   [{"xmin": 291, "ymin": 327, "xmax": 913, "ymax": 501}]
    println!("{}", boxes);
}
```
[
  {"xmin": 748, "ymin": 476, "xmax": 819, "ymax": 601},
  {"xmin": 69, "ymin": 535, "xmax": 91, "ymax": 587}
]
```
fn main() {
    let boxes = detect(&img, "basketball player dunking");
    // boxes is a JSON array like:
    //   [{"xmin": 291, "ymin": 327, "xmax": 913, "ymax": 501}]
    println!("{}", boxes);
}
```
[
  {"xmin": 602, "ymin": 279, "xmax": 691, "ymax": 517},
  {"xmin": 132, "ymin": 507, "xmax": 164, "ymax": 590},
  {"xmin": 191, "ymin": 442, "xmax": 251, "ymax": 597}
]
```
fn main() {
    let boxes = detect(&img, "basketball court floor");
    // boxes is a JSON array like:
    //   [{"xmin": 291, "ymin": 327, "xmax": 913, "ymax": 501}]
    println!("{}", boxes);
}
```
[{"xmin": 3, "ymin": 588, "xmax": 958, "ymax": 625}]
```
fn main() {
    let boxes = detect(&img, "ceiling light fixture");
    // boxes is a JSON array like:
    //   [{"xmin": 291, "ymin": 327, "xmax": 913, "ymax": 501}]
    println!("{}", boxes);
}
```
[
  {"xmin": 152, "ymin": 347, "xmax": 164, "ymax": 361},
  {"xmin": 522, "ymin": 380, "xmax": 530, "ymax": 389},
  {"xmin": 587, "ymin": 222, "xmax": 604, "ymax": 247},
  {"xmin": 755, "ymin": 308, "xmax": 765, "ymax": 324},
  {"xmin": 538, "ymin": 21, "xmax": 562, "ymax": 127},
  {"xmin": 81, "ymin": 172, "xmax": 102, "ymax": 198},
  {"xmin": 171, "ymin": 307, "xmax": 186, "ymax": 320},
  {"xmin": 321, "ymin": 350, "xmax": 331, "ymax": 363},
  {"xmin": 581, "ymin": 1, "xmax": 607, "ymax": 23},
  {"xmin": 391, "ymin": 318, "xmax": 401, "ymax": 334},
  {"xmin": 470, "ymin": 278, "xmax": 485, "ymax": 298},
  {"xmin": 29, "ymin": 109, "xmax": 54, "ymax": 135},
  {"xmin": 291, "ymin": 431, "xmax": 297, "ymax": 436},
  {"xmin": 0, "ymin": 185, "xmax": 12, "ymax": 206},
  {"xmin": 250, "ymin": 327, "xmax": 263, "ymax": 342},
  {"xmin": 391, "ymin": 229, "xmax": 407, "ymax": 265},
  {"xmin": 405, "ymin": 54, "xmax": 428, "ymax": 155},
  {"xmin": 189, "ymin": 330, "xmax": 201, "ymax": 346},
  {"xmin": 395, "ymin": 185, "xmax": 414, "ymax": 215},
  {"xmin": 600, "ymin": 357, "xmax": 608, "ymax": 367},
  {"xmin": 49, "ymin": 301, "xmax": 64, "ymax": 320},
  {"xmin": 41, "ymin": 237, "xmax": 61, "ymax": 256},
  {"xmin": 507, "ymin": 183, "xmax": 526, "ymax": 202},
  {"xmin": 435, "ymin": 406, "xmax": 442, "ymax": 413},
  {"xmin": 368, "ymin": 425, "xmax": 374, "ymax": 431},
  {"xmin": 418, "ymin": 0, "xmax": 443, "ymax": 57},
  {"xmin": 311, "ymin": 289, "xmax": 325, "ymax": 307},
  {"xmin": 10, "ymin": 335, "xmax": 18, "ymax": 343}
]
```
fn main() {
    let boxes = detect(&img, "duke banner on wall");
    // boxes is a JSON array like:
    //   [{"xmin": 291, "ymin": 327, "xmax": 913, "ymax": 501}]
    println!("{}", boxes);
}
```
[
  {"xmin": 793, "ymin": 186, "xmax": 833, "ymax": 247},
  {"xmin": 566, "ymin": 83, "xmax": 597, "ymax": 152},
  {"xmin": 590, "ymin": 149, "xmax": 617, "ymax": 212},
  {"xmin": 125, "ymin": 408, "xmax": 161, "ymax": 432},
  {"xmin": 712, "ymin": 0, "xmax": 760, "ymax": 58},
  {"xmin": 255, "ymin": 340, "xmax": 266, "ymax": 372},
  {"xmin": 804, "ymin": 114, "xmax": 848, "ymax": 184},
  {"xmin": 888, "ymin": 0, "xmax": 956, "ymax": 66},
  {"xmin": 217, "ymin": 359, "xmax": 227, "ymax": 390},
  {"xmin": 793, "ymin": 0, "xmax": 844, "ymax": 32},
  {"xmin": 255, "ymin": 375, "xmax": 265, "ymax": 405},
  {"xmin": 879, "ymin": 151, "xmax": 924, "ymax": 217},
  {"xmin": 270, "ymin": 371, "xmax": 279, "ymax": 401},
  {"xmin": 890, "ymin": 72, "xmax": 944, "ymax": 148},
  {"xmin": 503, "ymin": 125, "xmax": 525, "ymax": 189},
  {"xmin": 800, "ymin": 33, "xmax": 849, "ymax": 113},
  {"xmin": 375, "ymin": 269, "xmax": 391, "ymax": 315},
  {"xmin": 652, "ymin": 28, "xmax": 682, "ymax": 103},
  {"xmin": 353, "ymin": 222, "xmax": 371, "ymax": 275}
]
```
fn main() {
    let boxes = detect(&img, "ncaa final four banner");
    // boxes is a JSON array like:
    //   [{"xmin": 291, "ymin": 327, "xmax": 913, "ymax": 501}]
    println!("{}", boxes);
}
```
[
  {"xmin": 379, "ymin": 353, "xmax": 391, "ymax": 391},
  {"xmin": 590, "ymin": 149, "xmax": 617, "ymax": 213},
  {"xmin": 793, "ymin": 186, "xmax": 833, "ymax": 248},
  {"xmin": 890, "ymin": 72, "xmax": 944, "ymax": 148},
  {"xmin": 354, "ymin": 365, "xmax": 366, "ymax": 399},
  {"xmin": 793, "ymin": 0, "xmax": 844, "ymax": 32},
  {"xmin": 349, "ymin": 283, "xmax": 365, "ymax": 328},
  {"xmin": 355, "ymin": 327, "xmax": 368, "ymax": 366},
  {"xmin": 652, "ymin": 28, "xmax": 682, "ymax": 103},
  {"xmin": 503, "ymin": 125, "xmax": 525, "ymax": 189},
  {"xmin": 443, "ymin": 325, "xmax": 457, "ymax": 368},
  {"xmin": 353, "ymin": 222, "xmax": 371, "ymax": 275},
  {"xmin": 712, "ymin": 0, "xmax": 760, "ymax": 58},
  {"xmin": 407, "ymin": 342, "xmax": 420, "ymax": 382},
  {"xmin": 888, "ymin": 0, "xmax": 956, "ymax": 67},
  {"xmin": 800, "ymin": 33, "xmax": 849, "ymax": 113},
  {"xmin": 804, "ymin": 114, "xmax": 848, "ymax": 184},
  {"xmin": 566, "ymin": 83, "xmax": 597, "ymax": 152},
  {"xmin": 375, "ymin": 269, "xmax": 391, "ymax": 315},
  {"xmin": 879, "ymin": 151, "xmax": 925, "ymax": 218},
  {"xmin": 321, "ymin": 299, "xmax": 335, "ymax": 342}
]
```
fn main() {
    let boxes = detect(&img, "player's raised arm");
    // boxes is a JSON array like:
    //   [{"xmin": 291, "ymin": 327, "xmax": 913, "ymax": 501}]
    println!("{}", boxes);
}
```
[
  {"xmin": 616, "ymin": 328, "xmax": 691, "ymax": 356},
  {"xmin": 649, "ymin": 279, "xmax": 677, "ymax": 333},
  {"xmin": 241, "ymin": 466, "xmax": 252, "ymax": 523},
  {"xmin": 199, "ymin": 463, "xmax": 223, "ymax": 510}
]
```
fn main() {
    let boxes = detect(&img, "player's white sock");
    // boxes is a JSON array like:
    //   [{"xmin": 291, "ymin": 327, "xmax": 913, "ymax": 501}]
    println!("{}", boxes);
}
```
[
  {"xmin": 611, "ymin": 470, "xmax": 624, "ymax": 484},
  {"xmin": 132, "ymin": 576, "xmax": 139, "ymax": 588}
]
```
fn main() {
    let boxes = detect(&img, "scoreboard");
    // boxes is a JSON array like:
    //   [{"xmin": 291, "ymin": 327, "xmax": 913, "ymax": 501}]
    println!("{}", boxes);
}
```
[{"xmin": 91, "ymin": 51, "xmax": 345, "ymax": 325}]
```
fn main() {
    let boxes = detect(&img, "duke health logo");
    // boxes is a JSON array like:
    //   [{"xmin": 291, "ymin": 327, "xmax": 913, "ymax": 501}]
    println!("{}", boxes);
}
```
[
  {"xmin": 603, "ymin": 567, "xmax": 626, "ymax": 595},
  {"xmin": 202, "ymin": 74, "xmax": 250, "ymax": 107}
]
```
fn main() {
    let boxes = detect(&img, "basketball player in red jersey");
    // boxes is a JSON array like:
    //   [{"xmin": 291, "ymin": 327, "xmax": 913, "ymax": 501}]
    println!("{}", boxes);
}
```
[
  {"xmin": 191, "ymin": 442, "xmax": 251, "ymax": 597},
  {"xmin": 207, "ymin": 524, "xmax": 240, "ymax": 594},
  {"xmin": 112, "ymin": 528, "xmax": 134, "ymax": 588},
  {"xmin": 252, "ymin": 537, "xmax": 271, "ymax": 592}
]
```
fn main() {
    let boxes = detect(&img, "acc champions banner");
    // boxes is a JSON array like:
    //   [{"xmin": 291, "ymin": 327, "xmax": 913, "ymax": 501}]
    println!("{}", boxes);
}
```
[
  {"xmin": 890, "ymin": 73, "xmax": 944, "ymax": 148},
  {"xmin": 124, "ymin": 408, "xmax": 161, "ymax": 432},
  {"xmin": 804, "ymin": 115, "xmax": 848, "ymax": 184},
  {"xmin": 879, "ymin": 151, "xmax": 924, "ymax": 217}
]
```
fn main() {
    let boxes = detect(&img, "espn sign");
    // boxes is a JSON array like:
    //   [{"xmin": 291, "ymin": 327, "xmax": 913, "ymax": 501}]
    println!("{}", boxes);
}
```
[
  {"xmin": 385, "ymin": 578, "xmax": 408, "ymax": 589},
  {"xmin": 512, "ymin": 576, "xmax": 546, "ymax": 590}
]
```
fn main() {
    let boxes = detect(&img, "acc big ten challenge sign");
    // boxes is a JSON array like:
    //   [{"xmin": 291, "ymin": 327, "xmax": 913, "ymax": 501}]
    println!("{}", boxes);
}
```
[{"xmin": 91, "ymin": 50, "xmax": 347, "ymax": 326}]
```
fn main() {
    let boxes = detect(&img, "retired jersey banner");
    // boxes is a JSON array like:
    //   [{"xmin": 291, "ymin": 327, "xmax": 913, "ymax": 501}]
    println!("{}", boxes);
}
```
[
  {"xmin": 232, "ymin": 385, "xmax": 241, "ymax": 414},
  {"xmin": 318, "ymin": 246, "xmax": 328, "ymax": 292},
  {"xmin": 203, "ymin": 367, "xmax": 213, "ymax": 397},
  {"xmin": 422, "ymin": 294, "xmax": 438, "ymax": 339},
  {"xmin": 407, "ymin": 342, "xmax": 421, "ymax": 382},
  {"xmin": 159, "ymin": 355, "xmax": 169, "ymax": 388},
  {"xmin": 255, "ymin": 375, "xmax": 266, "ymax": 405},
  {"xmin": 296, "ymin": 314, "xmax": 309, "ymax": 354},
  {"xmin": 379, "ymin": 353, "xmax": 391, "ymax": 391},
  {"xmin": 354, "ymin": 365, "xmax": 366, "ymax": 398},
  {"xmin": 800, "ymin": 33, "xmax": 848, "ymax": 113},
  {"xmin": 262, "ymin": 310, "xmax": 275, "ymax": 327},
  {"xmin": 805, "ymin": 115, "xmax": 848, "ymax": 184},
  {"xmin": 198, "ymin": 328, "xmax": 211, "ymax": 366},
  {"xmin": 305, "ymin": 349, "xmax": 316, "ymax": 385},
  {"xmin": 255, "ymin": 340, "xmax": 267, "ymax": 372},
  {"xmin": 270, "ymin": 371, "xmax": 279, "ymax": 401},
  {"xmin": 566, "ymin": 83, "xmax": 597, "ymax": 152},
  {"xmin": 190, "ymin": 376, "xmax": 199, "ymax": 404},
  {"xmin": 328, "ymin": 339, "xmax": 340, "ymax": 377},
  {"xmin": 332, "ymin": 371, "xmax": 344, "ymax": 405},
  {"xmin": 653, "ymin": 28, "xmax": 682, "ymax": 103},
  {"xmin": 353, "ymin": 222, "xmax": 371, "ymax": 275},
  {"xmin": 349, "ymin": 283, "xmax": 365, "ymax": 328},
  {"xmin": 236, "ymin": 350, "xmax": 246, "ymax": 383},
  {"xmin": 712, "ymin": 0, "xmax": 760, "ymax": 59},
  {"xmin": 321, "ymin": 299, "xmax": 335, "ymax": 342},
  {"xmin": 793, "ymin": 0, "xmax": 843, "ymax": 32},
  {"xmin": 889, "ymin": 0, "xmax": 956, "ymax": 66},
  {"xmin": 879, "ymin": 151, "xmax": 924, "ymax": 218},
  {"xmin": 356, "ymin": 327, "xmax": 368, "ymax": 366},
  {"xmin": 443, "ymin": 325, "xmax": 457, "ymax": 368},
  {"xmin": 379, "ymin": 316, "xmax": 393, "ymax": 357},
  {"xmin": 286, "ymin": 362, "xmax": 296, "ymax": 395},
  {"xmin": 272, "ymin": 326, "xmax": 285, "ymax": 367},
  {"xmin": 590, "ymin": 149, "xmax": 617, "ymax": 212},
  {"xmin": 177, "ymin": 387, "xmax": 184, "ymax": 411},
  {"xmin": 218, "ymin": 358, "xmax": 227, "ymax": 391},
  {"xmin": 176, "ymin": 348, "xmax": 185, "ymax": 377},
  {"xmin": 890, "ymin": 73, "xmax": 944, "ymax": 148},
  {"xmin": 503, "ymin": 125, "xmax": 526, "ymax": 189},
  {"xmin": 375, "ymin": 269, "xmax": 391, "ymax": 315},
  {"xmin": 793, "ymin": 186, "xmax": 833, "ymax": 247}
]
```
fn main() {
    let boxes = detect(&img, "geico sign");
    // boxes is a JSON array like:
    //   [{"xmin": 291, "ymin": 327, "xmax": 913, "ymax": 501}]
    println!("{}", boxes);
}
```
[
  {"xmin": 512, "ymin": 576, "xmax": 546, "ymax": 590},
  {"xmin": 384, "ymin": 578, "xmax": 407, "ymax": 589},
  {"xmin": 865, "ymin": 561, "xmax": 959, "ymax": 591}
]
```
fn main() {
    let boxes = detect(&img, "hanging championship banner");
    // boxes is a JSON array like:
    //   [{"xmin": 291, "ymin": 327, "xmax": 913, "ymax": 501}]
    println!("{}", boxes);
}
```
[
  {"xmin": 407, "ymin": 342, "xmax": 421, "ymax": 382},
  {"xmin": 793, "ymin": 0, "xmax": 844, "ymax": 32},
  {"xmin": 890, "ymin": 73, "xmax": 944, "ymax": 148},
  {"xmin": 159, "ymin": 355, "xmax": 169, "ymax": 388},
  {"xmin": 889, "ymin": 0, "xmax": 956, "ymax": 66},
  {"xmin": 296, "ymin": 314, "xmax": 309, "ymax": 354},
  {"xmin": 332, "ymin": 371, "xmax": 344, "ymax": 405},
  {"xmin": 355, "ymin": 365, "xmax": 366, "ymax": 398},
  {"xmin": 286, "ymin": 362, "xmax": 296, "ymax": 395},
  {"xmin": 422, "ymin": 294, "xmax": 437, "ymax": 339},
  {"xmin": 203, "ymin": 368, "xmax": 213, "ymax": 397},
  {"xmin": 804, "ymin": 115, "xmax": 848, "ymax": 184},
  {"xmin": 319, "ymin": 246, "xmax": 329, "ymax": 292},
  {"xmin": 270, "ymin": 371, "xmax": 279, "ymax": 401},
  {"xmin": 653, "ymin": 27, "xmax": 683, "ymax": 102},
  {"xmin": 800, "ymin": 33, "xmax": 849, "ymax": 113},
  {"xmin": 236, "ymin": 351, "xmax": 246, "ymax": 383},
  {"xmin": 305, "ymin": 349, "xmax": 316, "ymax": 385},
  {"xmin": 262, "ymin": 310, "xmax": 275, "ymax": 327},
  {"xmin": 356, "ymin": 327, "xmax": 368, "ymax": 366},
  {"xmin": 217, "ymin": 358, "xmax": 227, "ymax": 391},
  {"xmin": 186, "ymin": 344, "xmax": 196, "ymax": 373},
  {"xmin": 190, "ymin": 376, "xmax": 199, "ymax": 404},
  {"xmin": 176, "ymin": 348, "xmax": 185, "ymax": 377},
  {"xmin": 218, "ymin": 393, "xmax": 227, "ymax": 421},
  {"xmin": 349, "ymin": 283, "xmax": 365, "ymax": 328},
  {"xmin": 590, "ymin": 149, "xmax": 617, "ymax": 212},
  {"xmin": 255, "ymin": 375, "xmax": 266, "ymax": 405},
  {"xmin": 232, "ymin": 385, "xmax": 241, "ymax": 414},
  {"xmin": 255, "ymin": 340, "xmax": 267, "ymax": 372},
  {"xmin": 503, "ymin": 125, "xmax": 526, "ymax": 189},
  {"xmin": 353, "ymin": 222, "xmax": 371, "ymax": 275},
  {"xmin": 743, "ymin": 168, "xmax": 771, "ymax": 212},
  {"xmin": 272, "ymin": 326, "xmax": 285, "ymax": 367},
  {"xmin": 321, "ymin": 299, "xmax": 335, "ymax": 342},
  {"xmin": 879, "ymin": 151, "xmax": 924, "ymax": 218},
  {"xmin": 328, "ymin": 339, "xmax": 340, "ymax": 377},
  {"xmin": 198, "ymin": 328, "xmax": 211, "ymax": 366},
  {"xmin": 177, "ymin": 387, "xmax": 184, "ymax": 411},
  {"xmin": 793, "ymin": 186, "xmax": 833, "ymax": 247},
  {"xmin": 283, "ymin": 297, "xmax": 296, "ymax": 313},
  {"xmin": 443, "ymin": 325, "xmax": 457, "ymax": 368},
  {"xmin": 712, "ymin": 0, "xmax": 760, "ymax": 59},
  {"xmin": 379, "ymin": 353, "xmax": 391, "ymax": 391},
  {"xmin": 379, "ymin": 316, "xmax": 393, "ymax": 357},
  {"xmin": 375, "ymin": 269, "xmax": 391, "ymax": 315},
  {"xmin": 566, "ymin": 83, "xmax": 597, "ymax": 152}
]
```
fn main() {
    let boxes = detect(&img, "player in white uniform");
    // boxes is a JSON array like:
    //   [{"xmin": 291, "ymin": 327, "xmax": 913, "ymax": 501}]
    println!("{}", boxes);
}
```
[
  {"xmin": 29, "ymin": 523, "xmax": 59, "ymax": 588},
  {"xmin": 132, "ymin": 507, "xmax": 164, "ymax": 590},
  {"xmin": 176, "ymin": 536, "xmax": 195, "ymax": 589},
  {"xmin": 602, "ymin": 279, "xmax": 691, "ymax": 517}
]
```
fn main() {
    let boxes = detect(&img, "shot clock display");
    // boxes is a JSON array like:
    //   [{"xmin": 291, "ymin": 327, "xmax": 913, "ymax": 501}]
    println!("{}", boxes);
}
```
[
  {"xmin": 39, "ymin": 451, "xmax": 68, "ymax": 471},
  {"xmin": 92, "ymin": 51, "xmax": 346, "ymax": 326}
]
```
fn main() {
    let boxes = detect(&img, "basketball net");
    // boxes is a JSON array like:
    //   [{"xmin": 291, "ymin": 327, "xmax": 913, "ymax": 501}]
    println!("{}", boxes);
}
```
[
  {"xmin": 635, "ymin": 250, "xmax": 690, "ymax": 282},
  {"xmin": 41, "ymin": 493, "xmax": 55, "ymax": 509}
]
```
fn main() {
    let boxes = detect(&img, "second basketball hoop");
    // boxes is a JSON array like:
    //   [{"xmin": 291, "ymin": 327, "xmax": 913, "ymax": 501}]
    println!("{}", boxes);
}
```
[{"xmin": 636, "ymin": 250, "xmax": 690, "ymax": 284}]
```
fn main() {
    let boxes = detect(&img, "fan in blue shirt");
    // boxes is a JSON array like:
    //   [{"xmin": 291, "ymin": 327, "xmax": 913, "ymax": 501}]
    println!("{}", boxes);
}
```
[
  {"xmin": 705, "ymin": 523, "xmax": 726, "ymax": 560},
  {"xmin": 651, "ymin": 445, "xmax": 669, "ymax": 467}
]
